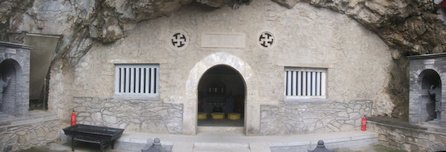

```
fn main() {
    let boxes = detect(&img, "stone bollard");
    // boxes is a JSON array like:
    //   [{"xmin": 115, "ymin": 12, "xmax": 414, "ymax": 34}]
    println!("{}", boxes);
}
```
[
  {"xmin": 141, "ymin": 138, "xmax": 165, "ymax": 152},
  {"xmin": 308, "ymin": 140, "xmax": 332, "ymax": 152}
]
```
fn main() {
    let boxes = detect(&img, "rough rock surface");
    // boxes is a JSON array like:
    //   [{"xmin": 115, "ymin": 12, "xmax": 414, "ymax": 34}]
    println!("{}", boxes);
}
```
[
  {"xmin": 300, "ymin": 0, "xmax": 446, "ymax": 56},
  {"xmin": 1, "ymin": 0, "xmax": 445, "ymax": 120}
]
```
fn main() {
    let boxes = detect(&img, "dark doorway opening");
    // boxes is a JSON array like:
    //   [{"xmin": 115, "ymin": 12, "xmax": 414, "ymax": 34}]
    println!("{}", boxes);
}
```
[
  {"xmin": 197, "ymin": 65, "xmax": 246, "ymax": 127},
  {"xmin": 0, "ymin": 59, "xmax": 21, "ymax": 116},
  {"xmin": 420, "ymin": 69, "xmax": 442, "ymax": 122}
]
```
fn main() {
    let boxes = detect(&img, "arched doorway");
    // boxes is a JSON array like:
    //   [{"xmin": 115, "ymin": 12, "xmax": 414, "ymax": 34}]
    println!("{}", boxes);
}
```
[
  {"xmin": 0, "ymin": 59, "xmax": 22, "ymax": 116},
  {"xmin": 197, "ymin": 65, "xmax": 246, "ymax": 127},
  {"xmin": 419, "ymin": 69, "xmax": 442, "ymax": 122}
]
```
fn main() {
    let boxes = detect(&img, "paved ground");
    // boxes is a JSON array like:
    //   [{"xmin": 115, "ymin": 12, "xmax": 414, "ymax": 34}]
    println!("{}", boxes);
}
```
[
  {"xmin": 17, "ymin": 128, "xmax": 406, "ymax": 152},
  {"xmin": 18, "ymin": 142, "xmax": 405, "ymax": 152}
]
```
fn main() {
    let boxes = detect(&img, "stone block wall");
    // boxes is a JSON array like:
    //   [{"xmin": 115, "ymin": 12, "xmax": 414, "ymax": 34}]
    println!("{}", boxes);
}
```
[
  {"xmin": 73, "ymin": 97, "xmax": 183, "ymax": 133},
  {"xmin": 409, "ymin": 54, "xmax": 446, "ymax": 124},
  {"xmin": 369, "ymin": 117, "xmax": 446, "ymax": 151},
  {"xmin": 0, "ymin": 41, "xmax": 30, "ymax": 116},
  {"xmin": 0, "ymin": 113, "xmax": 63, "ymax": 151},
  {"xmin": 259, "ymin": 100, "xmax": 372, "ymax": 135}
]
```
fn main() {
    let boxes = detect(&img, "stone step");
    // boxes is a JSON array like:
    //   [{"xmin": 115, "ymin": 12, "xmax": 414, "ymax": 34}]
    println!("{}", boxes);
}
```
[
  {"xmin": 197, "ymin": 126, "xmax": 244, "ymax": 134},
  {"xmin": 193, "ymin": 142, "xmax": 250, "ymax": 152}
]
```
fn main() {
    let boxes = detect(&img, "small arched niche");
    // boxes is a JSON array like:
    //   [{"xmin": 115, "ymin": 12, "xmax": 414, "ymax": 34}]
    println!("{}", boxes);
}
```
[
  {"xmin": 0, "ymin": 59, "xmax": 23, "ymax": 116},
  {"xmin": 418, "ymin": 69, "xmax": 442, "ymax": 122}
]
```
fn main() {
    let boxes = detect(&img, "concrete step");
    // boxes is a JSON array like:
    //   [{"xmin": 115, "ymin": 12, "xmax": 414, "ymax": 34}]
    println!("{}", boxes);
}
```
[
  {"xmin": 193, "ymin": 143, "xmax": 250, "ymax": 152},
  {"xmin": 197, "ymin": 126, "xmax": 244, "ymax": 134}
]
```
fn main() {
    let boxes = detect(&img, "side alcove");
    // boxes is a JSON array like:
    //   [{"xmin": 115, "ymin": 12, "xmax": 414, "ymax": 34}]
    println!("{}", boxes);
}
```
[
  {"xmin": 0, "ymin": 41, "xmax": 30, "ymax": 117},
  {"xmin": 409, "ymin": 54, "xmax": 446, "ymax": 125}
]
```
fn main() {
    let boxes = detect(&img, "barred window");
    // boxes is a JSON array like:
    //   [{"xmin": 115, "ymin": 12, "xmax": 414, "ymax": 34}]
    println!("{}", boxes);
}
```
[
  {"xmin": 285, "ymin": 68, "xmax": 326, "ymax": 98},
  {"xmin": 115, "ymin": 64, "xmax": 159, "ymax": 96}
]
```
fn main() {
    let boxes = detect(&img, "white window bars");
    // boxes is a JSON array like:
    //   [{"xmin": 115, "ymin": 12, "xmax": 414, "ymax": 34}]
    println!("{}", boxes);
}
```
[
  {"xmin": 115, "ymin": 64, "xmax": 159, "ymax": 96},
  {"xmin": 285, "ymin": 68, "xmax": 326, "ymax": 99}
]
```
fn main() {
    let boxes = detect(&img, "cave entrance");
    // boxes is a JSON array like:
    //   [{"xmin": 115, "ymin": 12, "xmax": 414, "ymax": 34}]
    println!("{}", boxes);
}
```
[
  {"xmin": 419, "ymin": 69, "xmax": 442, "ymax": 122},
  {"xmin": 197, "ymin": 65, "xmax": 246, "ymax": 127}
]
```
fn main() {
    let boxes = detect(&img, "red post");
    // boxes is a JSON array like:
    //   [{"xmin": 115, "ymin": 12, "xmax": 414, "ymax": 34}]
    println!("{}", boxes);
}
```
[
  {"xmin": 71, "ymin": 110, "xmax": 77, "ymax": 126},
  {"xmin": 361, "ymin": 115, "xmax": 367, "ymax": 132}
]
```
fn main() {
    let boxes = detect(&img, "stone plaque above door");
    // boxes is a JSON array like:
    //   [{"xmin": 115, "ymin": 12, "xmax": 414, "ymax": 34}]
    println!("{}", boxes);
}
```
[{"xmin": 201, "ymin": 33, "xmax": 246, "ymax": 48}]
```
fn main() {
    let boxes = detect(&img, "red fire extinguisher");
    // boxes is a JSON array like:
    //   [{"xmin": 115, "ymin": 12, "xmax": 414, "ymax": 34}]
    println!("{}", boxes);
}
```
[
  {"xmin": 71, "ymin": 110, "xmax": 77, "ymax": 126},
  {"xmin": 361, "ymin": 115, "xmax": 367, "ymax": 132}
]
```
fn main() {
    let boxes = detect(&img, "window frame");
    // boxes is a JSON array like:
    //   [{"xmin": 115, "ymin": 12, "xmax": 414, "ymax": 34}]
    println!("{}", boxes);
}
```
[
  {"xmin": 284, "ymin": 67, "xmax": 327, "ymax": 101},
  {"xmin": 114, "ymin": 64, "xmax": 160, "ymax": 99}
]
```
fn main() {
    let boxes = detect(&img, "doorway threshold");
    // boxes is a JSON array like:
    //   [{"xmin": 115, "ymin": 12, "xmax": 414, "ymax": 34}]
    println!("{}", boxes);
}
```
[
  {"xmin": 197, "ymin": 126, "xmax": 244, "ymax": 135},
  {"xmin": 198, "ymin": 119, "xmax": 243, "ymax": 127}
]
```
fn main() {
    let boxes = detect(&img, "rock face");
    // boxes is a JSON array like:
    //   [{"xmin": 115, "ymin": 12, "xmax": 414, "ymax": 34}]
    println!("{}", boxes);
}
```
[
  {"xmin": 0, "ymin": 0, "xmax": 445, "ymax": 120},
  {"xmin": 300, "ymin": 0, "xmax": 446, "ymax": 56},
  {"xmin": 0, "ymin": 0, "xmax": 33, "ymax": 40}
]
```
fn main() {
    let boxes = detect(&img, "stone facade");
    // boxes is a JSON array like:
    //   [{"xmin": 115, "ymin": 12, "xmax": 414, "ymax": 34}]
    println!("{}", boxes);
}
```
[
  {"xmin": 408, "ymin": 54, "xmax": 446, "ymax": 125},
  {"xmin": 0, "ymin": 113, "xmax": 63, "ymax": 152},
  {"xmin": 73, "ymin": 97, "xmax": 183, "ymax": 133},
  {"xmin": 47, "ymin": 0, "xmax": 394, "ymax": 135},
  {"xmin": 260, "ymin": 100, "xmax": 372, "ymax": 135},
  {"xmin": 0, "ymin": 41, "xmax": 30, "ymax": 117},
  {"xmin": 369, "ymin": 117, "xmax": 446, "ymax": 152}
]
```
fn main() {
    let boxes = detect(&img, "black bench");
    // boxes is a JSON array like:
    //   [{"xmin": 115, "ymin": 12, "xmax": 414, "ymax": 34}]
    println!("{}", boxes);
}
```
[{"xmin": 63, "ymin": 124, "xmax": 124, "ymax": 152}]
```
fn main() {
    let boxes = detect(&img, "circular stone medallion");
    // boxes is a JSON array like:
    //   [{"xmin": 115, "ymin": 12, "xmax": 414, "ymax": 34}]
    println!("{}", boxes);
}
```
[
  {"xmin": 258, "ymin": 31, "xmax": 274, "ymax": 48},
  {"xmin": 170, "ymin": 32, "xmax": 188, "ymax": 50}
]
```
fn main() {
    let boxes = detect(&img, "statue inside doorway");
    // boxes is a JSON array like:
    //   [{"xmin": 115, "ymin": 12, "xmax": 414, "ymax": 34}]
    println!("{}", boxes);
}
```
[
  {"xmin": 435, "ymin": 0, "xmax": 446, "ymax": 25},
  {"xmin": 0, "ymin": 75, "xmax": 11, "ymax": 110},
  {"xmin": 427, "ymin": 84, "xmax": 442, "ymax": 121}
]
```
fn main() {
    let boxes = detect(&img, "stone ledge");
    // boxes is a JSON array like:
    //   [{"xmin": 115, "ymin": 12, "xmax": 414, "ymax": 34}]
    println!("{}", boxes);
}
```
[
  {"xmin": 408, "ymin": 53, "xmax": 446, "ymax": 60},
  {"xmin": 0, "ymin": 41, "xmax": 30, "ymax": 49},
  {"xmin": 369, "ymin": 116, "xmax": 446, "ymax": 151},
  {"xmin": 368, "ymin": 116, "xmax": 446, "ymax": 135},
  {"xmin": 0, "ymin": 111, "xmax": 58, "ymax": 128}
]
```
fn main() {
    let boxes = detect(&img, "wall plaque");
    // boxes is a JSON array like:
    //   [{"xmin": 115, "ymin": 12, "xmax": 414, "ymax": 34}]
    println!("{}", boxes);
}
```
[{"xmin": 201, "ymin": 33, "xmax": 245, "ymax": 48}]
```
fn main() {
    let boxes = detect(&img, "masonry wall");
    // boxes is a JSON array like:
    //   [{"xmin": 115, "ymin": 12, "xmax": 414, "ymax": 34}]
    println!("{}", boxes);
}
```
[
  {"xmin": 0, "ymin": 42, "xmax": 30, "ymax": 116},
  {"xmin": 369, "ymin": 118, "xmax": 446, "ymax": 151},
  {"xmin": 73, "ymin": 97, "xmax": 183, "ymax": 133},
  {"xmin": 409, "ymin": 55, "xmax": 446, "ymax": 124},
  {"xmin": 260, "ymin": 100, "xmax": 372, "ymax": 135},
  {"xmin": 48, "ymin": 0, "xmax": 394, "ymax": 135},
  {"xmin": 0, "ymin": 113, "xmax": 63, "ymax": 151}
]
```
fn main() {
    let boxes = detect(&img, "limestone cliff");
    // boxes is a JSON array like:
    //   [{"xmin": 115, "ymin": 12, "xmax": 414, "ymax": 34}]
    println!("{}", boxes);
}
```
[{"xmin": 1, "ymin": 0, "xmax": 445, "ymax": 120}]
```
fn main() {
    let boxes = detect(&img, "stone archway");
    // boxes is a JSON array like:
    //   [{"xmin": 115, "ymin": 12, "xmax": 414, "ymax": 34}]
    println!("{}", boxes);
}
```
[
  {"xmin": 0, "ymin": 59, "xmax": 23, "ymax": 116},
  {"xmin": 197, "ymin": 65, "xmax": 246, "ymax": 127},
  {"xmin": 418, "ymin": 69, "xmax": 442, "ymax": 122},
  {"xmin": 184, "ymin": 52, "xmax": 254, "ymax": 135}
]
